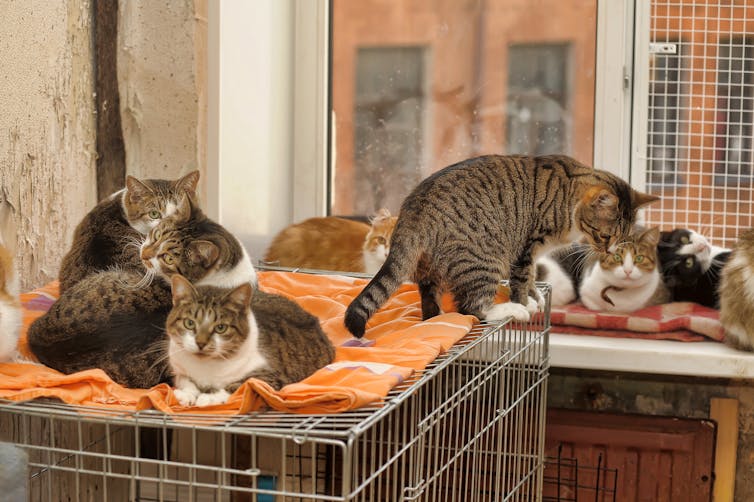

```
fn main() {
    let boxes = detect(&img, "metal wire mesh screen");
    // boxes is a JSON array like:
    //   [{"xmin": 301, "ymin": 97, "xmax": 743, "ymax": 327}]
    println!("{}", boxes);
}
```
[
  {"xmin": 0, "ymin": 285, "xmax": 550, "ymax": 501},
  {"xmin": 644, "ymin": 0, "xmax": 754, "ymax": 247}
]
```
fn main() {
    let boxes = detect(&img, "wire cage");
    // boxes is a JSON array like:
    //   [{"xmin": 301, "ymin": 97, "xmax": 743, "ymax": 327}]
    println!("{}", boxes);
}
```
[{"xmin": 0, "ymin": 282, "xmax": 551, "ymax": 501}]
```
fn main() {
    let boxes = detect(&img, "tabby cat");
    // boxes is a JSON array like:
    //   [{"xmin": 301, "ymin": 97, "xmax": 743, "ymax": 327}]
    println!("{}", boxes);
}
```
[
  {"xmin": 58, "ymin": 171, "xmax": 200, "ymax": 293},
  {"xmin": 718, "ymin": 228, "xmax": 754, "ymax": 351},
  {"xmin": 578, "ymin": 227, "xmax": 670, "ymax": 312},
  {"xmin": 344, "ymin": 154, "xmax": 659, "ymax": 337},
  {"xmin": 168, "ymin": 275, "xmax": 335, "ymax": 406},
  {"xmin": 28, "ymin": 195, "xmax": 257, "ymax": 388},
  {"xmin": 658, "ymin": 228, "xmax": 730, "ymax": 308},
  {"xmin": 263, "ymin": 209, "xmax": 397, "ymax": 274},
  {"xmin": 0, "ymin": 234, "xmax": 21, "ymax": 362}
]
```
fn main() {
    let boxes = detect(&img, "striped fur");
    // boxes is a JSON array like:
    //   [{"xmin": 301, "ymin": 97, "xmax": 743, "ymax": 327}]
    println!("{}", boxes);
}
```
[{"xmin": 344, "ymin": 154, "xmax": 658, "ymax": 337}]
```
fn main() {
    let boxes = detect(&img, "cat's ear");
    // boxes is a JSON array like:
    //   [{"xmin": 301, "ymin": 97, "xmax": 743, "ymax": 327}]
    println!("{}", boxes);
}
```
[
  {"xmin": 174, "ymin": 170, "xmax": 200, "ymax": 194},
  {"xmin": 226, "ymin": 282, "xmax": 253, "ymax": 309},
  {"xmin": 174, "ymin": 193, "xmax": 196, "ymax": 224},
  {"xmin": 371, "ymin": 208, "xmax": 392, "ymax": 222},
  {"xmin": 188, "ymin": 240, "xmax": 219, "ymax": 268},
  {"xmin": 631, "ymin": 190, "xmax": 660, "ymax": 209},
  {"xmin": 640, "ymin": 227, "xmax": 661, "ymax": 247},
  {"xmin": 584, "ymin": 186, "xmax": 618, "ymax": 212},
  {"xmin": 170, "ymin": 274, "xmax": 196, "ymax": 306},
  {"xmin": 125, "ymin": 176, "xmax": 153, "ymax": 203}
]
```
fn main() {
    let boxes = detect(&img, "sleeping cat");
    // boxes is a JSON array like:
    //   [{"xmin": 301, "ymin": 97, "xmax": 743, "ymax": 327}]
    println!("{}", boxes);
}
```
[
  {"xmin": 58, "ymin": 170, "xmax": 200, "ymax": 293},
  {"xmin": 344, "ymin": 154, "xmax": 658, "ymax": 337},
  {"xmin": 263, "ymin": 209, "xmax": 397, "ymax": 274},
  {"xmin": 167, "ymin": 275, "xmax": 335, "ymax": 406},
  {"xmin": 578, "ymin": 227, "xmax": 670, "ymax": 312},
  {"xmin": 658, "ymin": 228, "xmax": 730, "ymax": 308},
  {"xmin": 28, "ymin": 195, "xmax": 257, "ymax": 388},
  {"xmin": 718, "ymin": 228, "xmax": 754, "ymax": 351},
  {"xmin": 0, "ymin": 233, "xmax": 21, "ymax": 362}
]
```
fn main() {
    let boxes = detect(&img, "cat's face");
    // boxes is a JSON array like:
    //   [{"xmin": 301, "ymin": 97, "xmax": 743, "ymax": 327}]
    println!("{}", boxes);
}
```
[
  {"xmin": 363, "ymin": 208, "xmax": 397, "ymax": 265},
  {"xmin": 574, "ymin": 185, "xmax": 659, "ymax": 253},
  {"xmin": 123, "ymin": 171, "xmax": 200, "ymax": 234},
  {"xmin": 597, "ymin": 227, "xmax": 660, "ymax": 286},
  {"xmin": 140, "ymin": 196, "xmax": 220, "ymax": 282},
  {"xmin": 658, "ymin": 228, "xmax": 712, "ymax": 286},
  {"xmin": 166, "ymin": 275, "xmax": 252, "ymax": 359}
]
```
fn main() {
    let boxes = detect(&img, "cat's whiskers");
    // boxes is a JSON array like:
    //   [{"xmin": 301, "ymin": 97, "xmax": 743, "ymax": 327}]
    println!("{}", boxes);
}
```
[{"xmin": 128, "ymin": 269, "xmax": 156, "ymax": 290}]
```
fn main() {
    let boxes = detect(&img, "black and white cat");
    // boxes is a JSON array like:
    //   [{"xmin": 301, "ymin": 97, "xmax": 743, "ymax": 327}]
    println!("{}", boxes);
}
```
[{"xmin": 658, "ymin": 228, "xmax": 730, "ymax": 308}]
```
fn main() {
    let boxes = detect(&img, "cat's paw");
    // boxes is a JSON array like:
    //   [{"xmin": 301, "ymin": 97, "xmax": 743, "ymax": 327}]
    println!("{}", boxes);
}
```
[
  {"xmin": 195, "ymin": 389, "xmax": 231, "ymax": 407},
  {"xmin": 174, "ymin": 388, "xmax": 199, "ymax": 407},
  {"xmin": 525, "ymin": 296, "xmax": 539, "ymax": 314},
  {"xmin": 483, "ymin": 302, "xmax": 531, "ymax": 323},
  {"xmin": 531, "ymin": 289, "xmax": 546, "ymax": 310}
]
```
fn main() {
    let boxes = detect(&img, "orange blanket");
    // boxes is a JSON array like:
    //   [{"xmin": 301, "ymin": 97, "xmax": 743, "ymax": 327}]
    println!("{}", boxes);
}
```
[{"xmin": 0, "ymin": 271, "xmax": 478, "ymax": 415}]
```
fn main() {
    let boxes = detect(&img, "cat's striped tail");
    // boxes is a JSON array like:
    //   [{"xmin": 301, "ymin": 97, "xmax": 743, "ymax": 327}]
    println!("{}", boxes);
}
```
[{"xmin": 344, "ymin": 236, "xmax": 421, "ymax": 338}]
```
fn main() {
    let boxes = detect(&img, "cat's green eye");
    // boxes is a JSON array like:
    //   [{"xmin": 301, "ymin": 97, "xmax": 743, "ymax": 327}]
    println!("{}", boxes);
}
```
[
  {"xmin": 148, "ymin": 210, "xmax": 161, "ymax": 220},
  {"xmin": 376, "ymin": 237, "xmax": 387, "ymax": 245},
  {"xmin": 161, "ymin": 254, "xmax": 175, "ymax": 265},
  {"xmin": 685, "ymin": 257, "xmax": 694, "ymax": 268},
  {"xmin": 680, "ymin": 235, "xmax": 690, "ymax": 244},
  {"xmin": 183, "ymin": 318, "xmax": 195, "ymax": 330},
  {"xmin": 635, "ymin": 255, "xmax": 644, "ymax": 263},
  {"xmin": 214, "ymin": 324, "xmax": 228, "ymax": 334},
  {"xmin": 152, "ymin": 229, "xmax": 162, "ymax": 241},
  {"xmin": 613, "ymin": 253, "xmax": 622, "ymax": 263}
]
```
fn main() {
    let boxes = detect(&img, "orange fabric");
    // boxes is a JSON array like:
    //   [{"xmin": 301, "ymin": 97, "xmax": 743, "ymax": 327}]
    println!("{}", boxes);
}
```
[{"xmin": 1, "ymin": 271, "xmax": 482, "ymax": 414}]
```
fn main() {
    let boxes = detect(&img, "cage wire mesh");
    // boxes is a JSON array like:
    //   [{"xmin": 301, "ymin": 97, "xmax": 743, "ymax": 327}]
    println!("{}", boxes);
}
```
[
  {"xmin": 644, "ymin": 0, "xmax": 754, "ymax": 247},
  {"xmin": 0, "ymin": 282, "xmax": 551, "ymax": 501}
]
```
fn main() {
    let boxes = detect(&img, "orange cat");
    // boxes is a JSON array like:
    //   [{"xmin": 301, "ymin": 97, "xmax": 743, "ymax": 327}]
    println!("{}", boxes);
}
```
[
  {"xmin": 0, "ymin": 234, "xmax": 21, "ymax": 362},
  {"xmin": 264, "ymin": 209, "xmax": 397, "ymax": 274}
]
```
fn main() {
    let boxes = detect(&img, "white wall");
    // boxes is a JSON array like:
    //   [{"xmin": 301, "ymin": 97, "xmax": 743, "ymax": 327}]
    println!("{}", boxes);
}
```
[{"xmin": 207, "ymin": 0, "xmax": 295, "ymax": 262}]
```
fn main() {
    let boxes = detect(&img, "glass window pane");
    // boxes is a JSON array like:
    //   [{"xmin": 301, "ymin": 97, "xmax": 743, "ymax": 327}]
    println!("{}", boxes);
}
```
[{"xmin": 331, "ymin": 0, "xmax": 597, "ymax": 216}]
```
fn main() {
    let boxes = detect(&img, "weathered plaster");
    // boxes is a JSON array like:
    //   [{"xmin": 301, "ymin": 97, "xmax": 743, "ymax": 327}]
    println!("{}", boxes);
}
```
[
  {"xmin": 0, "ymin": 0, "xmax": 97, "ymax": 290},
  {"xmin": 117, "ymin": 0, "xmax": 205, "ymax": 190}
]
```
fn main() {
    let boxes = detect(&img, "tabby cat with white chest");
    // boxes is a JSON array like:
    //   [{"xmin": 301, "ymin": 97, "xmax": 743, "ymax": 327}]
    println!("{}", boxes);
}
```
[
  {"xmin": 263, "ymin": 209, "xmax": 397, "ymax": 274},
  {"xmin": 58, "ymin": 171, "xmax": 199, "ymax": 293},
  {"xmin": 167, "ymin": 275, "xmax": 335, "ymax": 406},
  {"xmin": 578, "ymin": 227, "xmax": 670, "ymax": 312},
  {"xmin": 658, "ymin": 228, "xmax": 730, "ymax": 308},
  {"xmin": 718, "ymin": 228, "xmax": 754, "ymax": 351},
  {"xmin": 344, "ymin": 154, "xmax": 659, "ymax": 337},
  {"xmin": 28, "ymin": 195, "xmax": 257, "ymax": 388}
]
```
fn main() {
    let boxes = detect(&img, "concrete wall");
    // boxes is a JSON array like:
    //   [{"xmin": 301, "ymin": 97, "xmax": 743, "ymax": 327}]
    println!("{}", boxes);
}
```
[
  {"xmin": 0, "ymin": 0, "xmax": 97, "ymax": 291},
  {"xmin": 117, "ymin": 0, "xmax": 207, "ymax": 198}
]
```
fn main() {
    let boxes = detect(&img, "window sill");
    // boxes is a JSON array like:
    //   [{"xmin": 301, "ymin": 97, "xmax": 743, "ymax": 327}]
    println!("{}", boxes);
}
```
[{"xmin": 549, "ymin": 333, "xmax": 754, "ymax": 380}]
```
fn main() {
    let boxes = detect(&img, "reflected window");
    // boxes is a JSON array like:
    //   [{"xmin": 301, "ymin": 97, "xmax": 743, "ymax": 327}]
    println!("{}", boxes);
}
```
[
  {"xmin": 715, "ymin": 38, "xmax": 754, "ymax": 186},
  {"xmin": 507, "ymin": 44, "xmax": 570, "ymax": 155},
  {"xmin": 353, "ymin": 47, "xmax": 426, "ymax": 215}
]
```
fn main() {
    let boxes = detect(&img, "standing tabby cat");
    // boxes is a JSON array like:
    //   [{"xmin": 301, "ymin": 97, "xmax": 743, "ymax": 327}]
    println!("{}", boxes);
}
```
[
  {"xmin": 344, "ymin": 154, "xmax": 658, "ymax": 337},
  {"xmin": 578, "ymin": 227, "xmax": 670, "ymax": 312},
  {"xmin": 264, "ymin": 209, "xmax": 397, "ymax": 274},
  {"xmin": 28, "ymin": 195, "xmax": 257, "ymax": 388},
  {"xmin": 658, "ymin": 228, "xmax": 730, "ymax": 308},
  {"xmin": 168, "ymin": 275, "xmax": 335, "ymax": 406},
  {"xmin": 718, "ymin": 228, "xmax": 754, "ymax": 351},
  {"xmin": 58, "ymin": 171, "xmax": 199, "ymax": 293},
  {"xmin": 0, "ymin": 234, "xmax": 21, "ymax": 362}
]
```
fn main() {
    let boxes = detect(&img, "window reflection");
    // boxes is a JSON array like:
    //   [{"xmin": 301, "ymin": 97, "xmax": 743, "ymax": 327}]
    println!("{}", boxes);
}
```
[{"xmin": 331, "ymin": 0, "xmax": 597, "ymax": 216}]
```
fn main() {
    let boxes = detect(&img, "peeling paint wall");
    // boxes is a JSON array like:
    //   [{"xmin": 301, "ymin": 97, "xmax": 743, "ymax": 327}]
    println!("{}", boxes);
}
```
[
  {"xmin": 117, "ymin": 0, "xmax": 206, "ymax": 193},
  {"xmin": 549, "ymin": 369, "xmax": 754, "ymax": 501},
  {"xmin": 0, "ymin": 0, "xmax": 97, "ymax": 290}
]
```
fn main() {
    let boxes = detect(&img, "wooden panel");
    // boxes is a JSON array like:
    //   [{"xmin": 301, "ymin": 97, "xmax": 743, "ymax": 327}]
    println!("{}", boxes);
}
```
[
  {"xmin": 545, "ymin": 408, "xmax": 716, "ymax": 502},
  {"xmin": 710, "ymin": 398, "xmax": 739, "ymax": 502}
]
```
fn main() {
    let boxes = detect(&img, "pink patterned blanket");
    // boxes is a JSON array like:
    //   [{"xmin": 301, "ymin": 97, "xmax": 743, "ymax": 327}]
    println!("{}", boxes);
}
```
[{"xmin": 550, "ymin": 302, "xmax": 725, "ymax": 343}]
